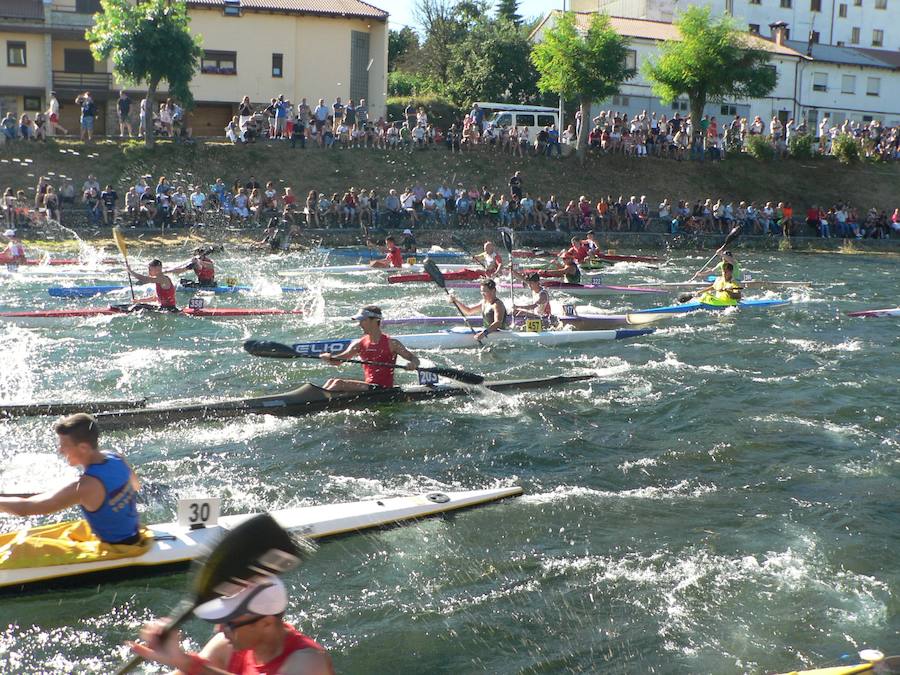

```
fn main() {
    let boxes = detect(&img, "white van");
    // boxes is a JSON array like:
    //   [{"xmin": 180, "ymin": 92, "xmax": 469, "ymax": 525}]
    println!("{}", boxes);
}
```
[{"xmin": 474, "ymin": 102, "xmax": 560, "ymax": 141}]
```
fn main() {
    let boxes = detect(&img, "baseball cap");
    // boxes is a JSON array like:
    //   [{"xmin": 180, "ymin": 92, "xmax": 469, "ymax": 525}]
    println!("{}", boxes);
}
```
[
  {"xmin": 351, "ymin": 305, "xmax": 382, "ymax": 321},
  {"xmin": 402, "ymin": 229, "xmax": 413, "ymax": 235},
  {"xmin": 193, "ymin": 577, "xmax": 288, "ymax": 622}
]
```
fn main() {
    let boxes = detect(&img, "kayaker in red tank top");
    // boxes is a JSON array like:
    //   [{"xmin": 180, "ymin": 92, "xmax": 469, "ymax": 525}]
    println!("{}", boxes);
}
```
[
  {"xmin": 168, "ymin": 247, "xmax": 216, "ymax": 286},
  {"xmin": 227, "ymin": 624, "xmax": 326, "ymax": 674},
  {"xmin": 320, "ymin": 304, "xmax": 420, "ymax": 392},
  {"xmin": 369, "ymin": 235, "xmax": 404, "ymax": 269},
  {"xmin": 125, "ymin": 258, "xmax": 178, "ymax": 309}
]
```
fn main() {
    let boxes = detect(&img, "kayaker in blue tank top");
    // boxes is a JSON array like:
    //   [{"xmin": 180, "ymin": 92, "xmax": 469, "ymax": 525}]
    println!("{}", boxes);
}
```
[{"xmin": 0, "ymin": 413, "xmax": 141, "ymax": 545}]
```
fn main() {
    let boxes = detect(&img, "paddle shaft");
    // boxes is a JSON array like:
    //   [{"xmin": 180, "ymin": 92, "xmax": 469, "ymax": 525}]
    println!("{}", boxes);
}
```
[
  {"xmin": 423, "ymin": 258, "xmax": 481, "ymax": 337},
  {"xmin": 113, "ymin": 228, "xmax": 136, "ymax": 301},
  {"xmin": 312, "ymin": 353, "xmax": 484, "ymax": 384},
  {"xmin": 690, "ymin": 226, "xmax": 742, "ymax": 280},
  {"xmin": 450, "ymin": 235, "xmax": 488, "ymax": 270}
]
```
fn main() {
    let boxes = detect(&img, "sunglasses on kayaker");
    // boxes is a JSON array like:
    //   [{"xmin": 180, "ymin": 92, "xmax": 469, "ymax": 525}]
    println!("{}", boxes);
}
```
[{"xmin": 221, "ymin": 614, "xmax": 266, "ymax": 632}]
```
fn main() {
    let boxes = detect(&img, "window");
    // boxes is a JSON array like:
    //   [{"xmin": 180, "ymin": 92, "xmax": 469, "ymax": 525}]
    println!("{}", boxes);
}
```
[
  {"xmin": 23, "ymin": 96, "xmax": 41, "ymax": 110},
  {"xmin": 874, "ymin": 0, "xmax": 886, "ymax": 7},
  {"xmin": 866, "ymin": 77, "xmax": 880, "ymax": 96},
  {"xmin": 749, "ymin": 0, "xmax": 761, "ymax": 4},
  {"xmin": 75, "ymin": 0, "xmax": 102, "ymax": 12},
  {"xmin": 721, "ymin": 104, "xmax": 737, "ymax": 116},
  {"xmin": 853, "ymin": 0, "xmax": 861, "ymax": 4},
  {"xmin": 872, "ymin": 29, "xmax": 883, "ymax": 46},
  {"xmin": 350, "ymin": 30, "xmax": 370, "ymax": 103},
  {"xmin": 851, "ymin": 26, "xmax": 860, "ymax": 43},
  {"xmin": 749, "ymin": 23, "xmax": 761, "ymax": 33},
  {"xmin": 839, "ymin": 3, "xmax": 847, "ymax": 15},
  {"xmin": 837, "ymin": 40, "xmax": 845, "ymax": 45},
  {"xmin": 841, "ymin": 74, "xmax": 856, "ymax": 93},
  {"xmin": 625, "ymin": 49, "xmax": 637, "ymax": 71},
  {"xmin": 813, "ymin": 72, "xmax": 828, "ymax": 91},
  {"xmin": 537, "ymin": 114, "xmax": 557, "ymax": 126},
  {"xmin": 6, "ymin": 41, "xmax": 26, "ymax": 67},
  {"xmin": 515, "ymin": 113, "xmax": 536, "ymax": 127},
  {"xmin": 201, "ymin": 50, "xmax": 237, "ymax": 75},
  {"xmin": 612, "ymin": 95, "xmax": 630, "ymax": 106},
  {"xmin": 781, "ymin": 0, "xmax": 792, "ymax": 7},
  {"xmin": 671, "ymin": 100, "xmax": 688, "ymax": 111},
  {"xmin": 223, "ymin": 0, "xmax": 241, "ymax": 16},
  {"xmin": 810, "ymin": 31, "xmax": 820, "ymax": 43},
  {"xmin": 272, "ymin": 53, "xmax": 283, "ymax": 78},
  {"xmin": 811, "ymin": 0, "xmax": 821, "ymax": 9}
]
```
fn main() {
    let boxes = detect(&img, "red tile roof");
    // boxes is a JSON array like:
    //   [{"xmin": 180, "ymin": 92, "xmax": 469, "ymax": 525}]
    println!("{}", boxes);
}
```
[{"xmin": 186, "ymin": 0, "xmax": 387, "ymax": 19}]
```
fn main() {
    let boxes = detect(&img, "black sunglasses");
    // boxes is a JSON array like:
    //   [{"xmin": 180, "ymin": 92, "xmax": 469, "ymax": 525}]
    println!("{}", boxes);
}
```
[{"xmin": 222, "ymin": 614, "xmax": 265, "ymax": 632}]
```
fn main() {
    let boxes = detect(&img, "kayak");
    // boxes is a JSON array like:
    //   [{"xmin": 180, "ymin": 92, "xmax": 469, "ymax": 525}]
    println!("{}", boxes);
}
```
[
  {"xmin": 48, "ymin": 280, "xmax": 307, "ymax": 298},
  {"xmin": 0, "ymin": 256, "xmax": 118, "ymax": 267},
  {"xmin": 511, "ymin": 250, "xmax": 661, "ymax": 263},
  {"xmin": 278, "ymin": 263, "xmax": 473, "ymax": 276},
  {"xmin": 285, "ymin": 327, "xmax": 654, "ymax": 352},
  {"xmin": 0, "ymin": 399, "xmax": 147, "ymax": 418},
  {"xmin": 0, "ymin": 305, "xmax": 304, "ymax": 321},
  {"xmin": 93, "ymin": 375, "xmax": 595, "ymax": 428},
  {"xmin": 0, "ymin": 487, "xmax": 522, "ymax": 593},
  {"xmin": 316, "ymin": 247, "xmax": 467, "ymax": 261},
  {"xmin": 776, "ymin": 654, "xmax": 899, "ymax": 674},
  {"xmin": 447, "ymin": 281, "xmax": 668, "ymax": 297},
  {"xmin": 847, "ymin": 307, "xmax": 900, "ymax": 318},
  {"xmin": 635, "ymin": 298, "xmax": 791, "ymax": 314},
  {"xmin": 381, "ymin": 309, "xmax": 668, "ymax": 331},
  {"xmin": 389, "ymin": 268, "xmax": 486, "ymax": 284}
]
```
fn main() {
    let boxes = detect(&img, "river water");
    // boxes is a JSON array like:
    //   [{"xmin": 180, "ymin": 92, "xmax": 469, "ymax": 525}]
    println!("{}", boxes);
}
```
[{"xmin": 0, "ymin": 247, "xmax": 897, "ymax": 674}]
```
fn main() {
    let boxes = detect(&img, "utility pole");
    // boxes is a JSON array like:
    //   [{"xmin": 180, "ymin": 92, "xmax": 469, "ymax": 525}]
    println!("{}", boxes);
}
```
[{"xmin": 558, "ymin": 0, "xmax": 566, "ymax": 135}]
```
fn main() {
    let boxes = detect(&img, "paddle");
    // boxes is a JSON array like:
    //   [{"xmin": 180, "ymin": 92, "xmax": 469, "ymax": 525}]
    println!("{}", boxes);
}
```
[
  {"xmin": 423, "ymin": 258, "xmax": 481, "ymax": 337},
  {"xmin": 450, "ymin": 234, "xmax": 488, "ymax": 270},
  {"xmin": 243, "ymin": 340, "xmax": 485, "ymax": 385},
  {"xmin": 116, "ymin": 513, "xmax": 312, "ymax": 674},
  {"xmin": 112, "ymin": 227, "xmax": 136, "ymax": 302},
  {"xmin": 499, "ymin": 228, "xmax": 515, "ymax": 317},
  {"xmin": 689, "ymin": 225, "xmax": 742, "ymax": 281}
]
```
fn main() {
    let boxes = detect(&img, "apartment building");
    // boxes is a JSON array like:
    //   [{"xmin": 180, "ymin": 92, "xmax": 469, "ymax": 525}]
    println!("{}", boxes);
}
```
[
  {"xmin": 0, "ymin": 0, "xmax": 388, "ymax": 136},
  {"xmin": 571, "ymin": 0, "xmax": 900, "ymax": 51}
]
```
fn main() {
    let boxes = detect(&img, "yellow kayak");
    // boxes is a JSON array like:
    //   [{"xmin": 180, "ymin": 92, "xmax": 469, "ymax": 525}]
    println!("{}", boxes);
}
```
[{"xmin": 778, "ymin": 664, "xmax": 873, "ymax": 675}]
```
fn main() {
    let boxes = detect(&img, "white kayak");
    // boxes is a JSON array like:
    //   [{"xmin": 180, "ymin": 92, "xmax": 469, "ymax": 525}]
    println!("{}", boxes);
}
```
[
  {"xmin": 291, "ymin": 326, "xmax": 654, "ymax": 352},
  {"xmin": 847, "ymin": 307, "xmax": 900, "ymax": 318},
  {"xmin": 0, "ymin": 487, "xmax": 521, "ymax": 593},
  {"xmin": 446, "ymin": 281, "xmax": 668, "ymax": 298},
  {"xmin": 278, "ymin": 263, "xmax": 473, "ymax": 276}
]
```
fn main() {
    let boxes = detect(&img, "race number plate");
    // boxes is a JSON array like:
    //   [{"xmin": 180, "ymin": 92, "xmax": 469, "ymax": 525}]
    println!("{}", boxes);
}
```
[
  {"xmin": 524, "ymin": 319, "xmax": 543, "ymax": 333},
  {"xmin": 224, "ymin": 276, "xmax": 239, "ymax": 287},
  {"xmin": 418, "ymin": 369, "xmax": 439, "ymax": 385},
  {"xmin": 188, "ymin": 297, "xmax": 206, "ymax": 310},
  {"xmin": 590, "ymin": 275, "xmax": 603, "ymax": 285},
  {"xmin": 177, "ymin": 497, "xmax": 221, "ymax": 528},
  {"xmin": 562, "ymin": 304, "xmax": 576, "ymax": 317},
  {"xmin": 406, "ymin": 257, "xmax": 417, "ymax": 266}
]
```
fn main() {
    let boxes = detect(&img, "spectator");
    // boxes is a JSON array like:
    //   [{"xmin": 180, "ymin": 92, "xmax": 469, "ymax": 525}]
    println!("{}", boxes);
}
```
[
  {"xmin": 33, "ymin": 111, "xmax": 47, "ymax": 141},
  {"xmin": 1, "ymin": 112, "xmax": 16, "ymax": 142},
  {"xmin": 18, "ymin": 113, "xmax": 32, "ymax": 141},
  {"xmin": 75, "ymin": 91, "xmax": 96, "ymax": 142},
  {"xmin": 100, "ymin": 185, "xmax": 117, "ymax": 225},
  {"xmin": 117, "ymin": 91, "xmax": 132, "ymax": 137},
  {"xmin": 46, "ymin": 91, "xmax": 67, "ymax": 137}
]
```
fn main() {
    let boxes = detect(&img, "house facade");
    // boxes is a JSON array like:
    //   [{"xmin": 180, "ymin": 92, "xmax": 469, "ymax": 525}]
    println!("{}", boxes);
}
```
[{"xmin": 0, "ymin": 0, "xmax": 388, "ymax": 136}]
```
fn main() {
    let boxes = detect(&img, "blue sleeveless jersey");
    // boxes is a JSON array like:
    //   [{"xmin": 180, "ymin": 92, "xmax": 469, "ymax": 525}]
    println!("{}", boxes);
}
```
[{"xmin": 82, "ymin": 452, "xmax": 139, "ymax": 543}]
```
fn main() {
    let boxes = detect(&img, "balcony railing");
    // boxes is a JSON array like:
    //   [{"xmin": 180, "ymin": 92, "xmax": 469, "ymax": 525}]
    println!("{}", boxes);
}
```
[{"xmin": 52, "ymin": 71, "xmax": 112, "ymax": 92}]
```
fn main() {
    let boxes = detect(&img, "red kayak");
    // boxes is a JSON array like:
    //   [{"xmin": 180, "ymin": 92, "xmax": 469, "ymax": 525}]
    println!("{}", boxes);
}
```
[
  {"xmin": 0, "ymin": 305, "xmax": 304, "ymax": 320},
  {"xmin": 388, "ymin": 268, "xmax": 487, "ymax": 284},
  {"xmin": 0, "ymin": 256, "xmax": 119, "ymax": 266}
]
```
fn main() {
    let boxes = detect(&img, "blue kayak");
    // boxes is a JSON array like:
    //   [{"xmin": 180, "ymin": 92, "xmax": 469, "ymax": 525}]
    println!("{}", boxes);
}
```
[
  {"xmin": 49, "ymin": 282, "xmax": 306, "ymax": 298},
  {"xmin": 635, "ymin": 298, "xmax": 790, "ymax": 315},
  {"xmin": 316, "ymin": 247, "xmax": 467, "ymax": 261}
]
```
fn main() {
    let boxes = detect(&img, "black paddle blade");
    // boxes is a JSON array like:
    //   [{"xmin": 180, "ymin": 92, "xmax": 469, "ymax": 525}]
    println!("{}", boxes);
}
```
[
  {"xmin": 244, "ymin": 340, "xmax": 302, "ymax": 359},
  {"xmin": 422, "ymin": 258, "xmax": 446, "ymax": 288},
  {"xmin": 722, "ymin": 225, "xmax": 743, "ymax": 247},
  {"xmin": 191, "ymin": 513, "xmax": 313, "ymax": 603},
  {"xmin": 500, "ymin": 228, "xmax": 514, "ymax": 253},
  {"xmin": 428, "ymin": 366, "xmax": 484, "ymax": 385},
  {"xmin": 677, "ymin": 293, "xmax": 695, "ymax": 303},
  {"xmin": 450, "ymin": 234, "xmax": 470, "ymax": 252}
]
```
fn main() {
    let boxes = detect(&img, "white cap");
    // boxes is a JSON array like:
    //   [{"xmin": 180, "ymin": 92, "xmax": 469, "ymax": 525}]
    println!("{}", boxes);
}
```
[
  {"xmin": 402, "ymin": 229, "xmax": 413, "ymax": 235},
  {"xmin": 3, "ymin": 229, "xmax": 16, "ymax": 238},
  {"xmin": 193, "ymin": 576, "xmax": 287, "ymax": 622}
]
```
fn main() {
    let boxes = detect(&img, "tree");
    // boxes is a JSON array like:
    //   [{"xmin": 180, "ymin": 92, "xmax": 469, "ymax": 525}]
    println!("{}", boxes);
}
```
[
  {"xmin": 642, "ymin": 6, "xmax": 776, "ymax": 145},
  {"xmin": 495, "ymin": 0, "xmax": 522, "ymax": 25},
  {"xmin": 87, "ymin": 0, "xmax": 202, "ymax": 148},
  {"xmin": 531, "ymin": 13, "xmax": 635, "ymax": 160},
  {"xmin": 389, "ymin": 27, "xmax": 418, "ymax": 71},
  {"xmin": 445, "ymin": 17, "xmax": 540, "ymax": 106},
  {"xmin": 413, "ymin": 0, "xmax": 487, "ymax": 83}
]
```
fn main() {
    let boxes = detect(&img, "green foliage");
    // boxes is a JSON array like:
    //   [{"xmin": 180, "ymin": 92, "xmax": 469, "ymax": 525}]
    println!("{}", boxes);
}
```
[
  {"xmin": 495, "ymin": 0, "xmax": 522, "ymax": 25},
  {"xmin": 414, "ymin": 0, "xmax": 484, "ymax": 82},
  {"xmin": 788, "ymin": 133, "xmax": 813, "ymax": 159},
  {"xmin": 87, "ymin": 0, "xmax": 202, "ymax": 106},
  {"xmin": 643, "ymin": 7, "xmax": 776, "ymax": 138},
  {"xmin": 832, "ymin": 133, "xmax": 862, "ymax": 164},
  {"xmin": 388, "ymin": 27, "xmax": 418, "ymax": 71},
  {"xmin": 386, "ymin": 96, "xmax": 461, "ymax": 129},
  {"xmin": 745, "ymin": 134, "xmax": 775, "ymax": 161},
  {"xmin": 444, "ymin": 18, "xmax": 540, "ymax": 107},
  {"xmin": 531, "ymin": 13, "xmax": 635, "ymax": 157},
  {"xmin": 388, "ymin": 71, "xmax": 442, "ymax": 98}
]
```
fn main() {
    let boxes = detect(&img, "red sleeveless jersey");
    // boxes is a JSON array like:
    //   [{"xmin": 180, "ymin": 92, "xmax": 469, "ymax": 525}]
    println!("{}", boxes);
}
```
[
  {"xmin": 155, "ymin": 280, "xmax": 177, "ymax": 308},
  {"xmin": 227, "ymin": 623, "xmax": 325, "ymax": 674},
  {"xmin": 196, "ymin": 258, "xmax": 215, "ymax": 283},
  {"xmin": 387, "ymin": 246, "xmax": 403, "ymax": 268},
  {"xmin": 359, "ymin": 333, "xmax": 395, "ymax": 388}
]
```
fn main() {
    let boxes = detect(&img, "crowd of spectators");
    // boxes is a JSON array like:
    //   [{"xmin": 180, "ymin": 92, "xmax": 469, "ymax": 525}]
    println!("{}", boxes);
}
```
[{"xmin": 3, "ymin": 168, "xmax": 898, "ymax": 241}]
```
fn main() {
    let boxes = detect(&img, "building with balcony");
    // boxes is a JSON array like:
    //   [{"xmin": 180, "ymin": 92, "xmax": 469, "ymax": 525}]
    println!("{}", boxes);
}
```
[{"xmin": 0, "ymin": 0, "xmax": 388, "ymax": 136}]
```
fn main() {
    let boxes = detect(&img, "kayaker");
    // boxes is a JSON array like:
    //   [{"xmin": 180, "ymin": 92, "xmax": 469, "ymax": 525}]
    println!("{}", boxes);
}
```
[
  {"xmin": 449, "ymin": 278, "xmax": 509, "ymax": 341},
  {"xmin": 369, "ymin": 235, "xmax": 404, "ymax": 269},
  {"xmin": 125, "ymin": 258, "xmax": 178, "ymax": 310},
  {"xmin": 561, "ymin": 253, "xmax": 582, "ymax": 284},
  {"xmin": 129, "ymin": 576, "xmax": 335, "ymax": 675},
  {"xmin": 695, "ymin": 261, "xmax": 742, "ymax": 304},
  {"xmin": 513, "ymin": 272, "xmax": 551, "ymax": 319},
  {"xmin": 167, "ymin": 246, "xmax": 216, "ymax": 287},
  {"xmin": 1, "ymin": 229, "xmax": 26, "ymax": 263},
  {"xmin": 561, "ymin": 236, "xmax": 590, "ymax": 264},
  {"xmin": 693, "ymin": 249, "xmax": 743, "ymax": 282},
  {"xmin": 319, "ymin": 305, "xmax": 420, "ymax": 391},
  {"xmin": 0, "ymin": 413, "xmax": 142, "ymax": 545},
  {"xmin": 479, "ymin": 240, "xmax": 503, "ymax": 276}
]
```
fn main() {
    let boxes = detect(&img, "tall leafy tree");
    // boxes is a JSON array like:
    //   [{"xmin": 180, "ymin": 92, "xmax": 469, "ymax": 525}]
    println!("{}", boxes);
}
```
[
  {"xmin": 495, "ymin": 0, "xmax": 522, "ymax": 25},
  {"xmin": 87, "ymin": 0, "xmax": 202, "ymax": 148},
  {"xmin": 531, "ymin": 12, "xmax": 635, "ymax": 160},
  {"xmin": 389, "ymin": 27, "xmax": 419, "ymax": 71},
  {"xmin": 642, "ymin": 6, "xmax": 777, "ymax": 143}
]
